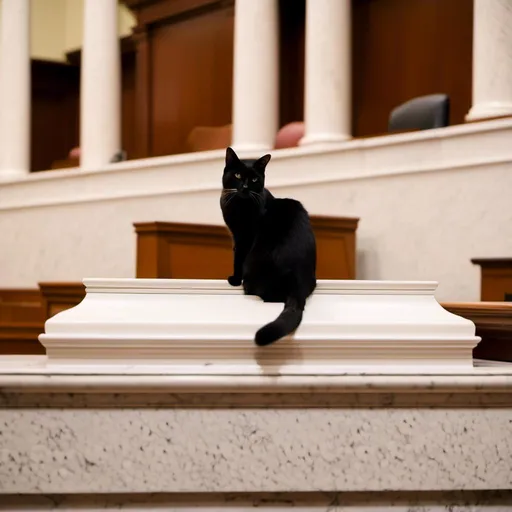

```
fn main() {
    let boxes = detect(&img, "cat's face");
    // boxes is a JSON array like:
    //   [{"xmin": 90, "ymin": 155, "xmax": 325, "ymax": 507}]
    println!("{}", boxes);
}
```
[{"xmin": 222, "ymin": 147, "xmax": 270, "ymax": 197}]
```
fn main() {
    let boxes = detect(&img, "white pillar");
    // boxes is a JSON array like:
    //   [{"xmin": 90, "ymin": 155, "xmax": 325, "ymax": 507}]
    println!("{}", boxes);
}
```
[
  {"xmin": 0, "ymin": 0, "xmax": 30, "ymax": 179},
  {"xmin": 300, "ymin": 0, "xmax": 351, "ymax": 146},
  {"xmin": 80, "ymin": 0, "xmax": 121, "ymax": 169},
  {"xmin": 466, "ymin": 0, "xmax": 512, "ymax": 121},
  {"xmin": 231, "ymin": 0, "xmax": 278, "ymax": 152}
]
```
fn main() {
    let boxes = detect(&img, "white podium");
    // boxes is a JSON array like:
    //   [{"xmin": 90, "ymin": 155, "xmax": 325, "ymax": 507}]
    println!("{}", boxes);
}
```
[{"xmin": 38, "ymin": 278, "xmax": 479, "ymax": 371}]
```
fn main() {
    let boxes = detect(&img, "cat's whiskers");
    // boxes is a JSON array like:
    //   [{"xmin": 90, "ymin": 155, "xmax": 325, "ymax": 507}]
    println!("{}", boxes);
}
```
[
  {"xmin": 225, "ymin": 194, "xmax": 237, "ymax": 207},
  {"xmin": 221, "ymin": 189, "xmax": 237, "ymax": 208},
  {"xmin": 249, "ymin": 191, "xmax": 264, "ymax": 207},
  {"xmin": 221, "ymin": 188, "xmax": 237, "ymax": 198}
]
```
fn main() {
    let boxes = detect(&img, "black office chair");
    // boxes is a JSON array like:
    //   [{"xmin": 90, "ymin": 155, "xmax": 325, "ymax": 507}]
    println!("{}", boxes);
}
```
[{"xmin": 388, "ymin": 94, "xmax": 450, "ymax": 132}]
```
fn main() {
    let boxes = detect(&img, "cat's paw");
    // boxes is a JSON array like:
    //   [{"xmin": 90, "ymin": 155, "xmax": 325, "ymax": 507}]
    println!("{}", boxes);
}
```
[{"xmin": 227, "ymin": 275, "xmax": 242, "ymax": 286}]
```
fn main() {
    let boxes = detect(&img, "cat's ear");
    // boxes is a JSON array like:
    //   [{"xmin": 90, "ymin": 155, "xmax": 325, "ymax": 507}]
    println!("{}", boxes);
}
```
[
  {"xmin": 254, "ymin": 153, "xmax": 271, "ymax": 173},
  {"xmin": 225, "ymin": 147, "xmax": 240, "ymax": 168}
]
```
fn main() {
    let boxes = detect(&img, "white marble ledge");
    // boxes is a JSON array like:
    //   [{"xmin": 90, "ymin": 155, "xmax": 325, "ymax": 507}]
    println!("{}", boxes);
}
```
[
  {"xmin": 2, "ymin": 117, "xmax": 512, "ymax": 211},
  {"xmin": 1, "ymin": 355, "xmax": 512, "ymax": 394}
]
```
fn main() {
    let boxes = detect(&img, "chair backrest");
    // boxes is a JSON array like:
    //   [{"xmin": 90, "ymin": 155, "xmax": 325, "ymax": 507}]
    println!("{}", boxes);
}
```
[
  {"xmin": 388, "ymin": 94, "xmax": 450, "ymax": 132},
  {"xmin": 186, "ymin": 125, "xmax": 232, "ymax": 152}
]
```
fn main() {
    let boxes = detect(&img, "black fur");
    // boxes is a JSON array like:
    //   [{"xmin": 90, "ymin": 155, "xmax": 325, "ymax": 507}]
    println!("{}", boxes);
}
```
[{"xmin": 220, "ymin": 147, "xmax": 316, "ymax": 346}]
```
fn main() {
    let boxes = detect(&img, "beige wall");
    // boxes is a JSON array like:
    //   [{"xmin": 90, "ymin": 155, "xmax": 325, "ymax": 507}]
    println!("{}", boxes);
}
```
[
  {"xmin": 0, "ymin": 0, "xmax": 136, "ymax": 62},
  {"xmin": 31, "ymin": 0, "xmax": 67, "ymax": 61},
  {"xmin": 64, "ymin": 0, "xmax": 136, "ymax": 54}
]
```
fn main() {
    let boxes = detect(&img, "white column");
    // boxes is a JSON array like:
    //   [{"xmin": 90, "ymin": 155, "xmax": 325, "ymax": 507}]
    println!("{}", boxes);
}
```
[
  {"xmin": 0, "ymin": 0, "xmax": 30, "ymax": 179},
  {"xmin": 231, "ymin": 0, "xmax": 278, "ymax": 152},
  {"xmin": 300, "ymin": 0, "xmax": 351, "ymax": 146},
  {"xmin": 80, "ymin": 0, "xmax": 121, "ymax": 169},
  {"xmin": 466, "ymin": 0, "xmax": 512, "ymax": 121}
]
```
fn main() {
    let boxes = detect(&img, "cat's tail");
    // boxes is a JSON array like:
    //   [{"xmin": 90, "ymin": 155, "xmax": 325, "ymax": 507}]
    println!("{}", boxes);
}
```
[{"xmin": 254, "ymin": 295, "xmax": 305, "ymax": 347}]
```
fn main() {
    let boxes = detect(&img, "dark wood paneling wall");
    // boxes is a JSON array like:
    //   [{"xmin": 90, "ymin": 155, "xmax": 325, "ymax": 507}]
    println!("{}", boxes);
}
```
[
  {"xmin": 256, "ymin": 0, "xmax": 474, "ymax": 137},
  {"xmin": 150, "ymin": 4, "xmax": 234, "ymax": 156},
  {"xmin": 31, "ymin": 60, "xmax": 79, "ymax": 172},
  {"xmin": 126, "ymin": 0, "xmax": 235, "ymax": 157},
  {"xmin": 352, "ymin": 0, "xmax": 473, "ymax": 136},
  {"xmin": 121, "ymin": 48, "xmax": 138, "ymax": 159},
  {"xmin": 278, "ymin": 0, "xmax": 305, "ymax": 128}
]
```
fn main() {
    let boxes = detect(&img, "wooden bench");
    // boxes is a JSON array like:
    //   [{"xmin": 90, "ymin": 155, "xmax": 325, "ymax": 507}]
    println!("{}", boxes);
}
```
[
  {"xmin": 0, "ymin": 284, "xmax": 86, "ymax": 355},
  {"xmin": 443, "ymin": 302, "xmax": 512, "ymax": 363}
]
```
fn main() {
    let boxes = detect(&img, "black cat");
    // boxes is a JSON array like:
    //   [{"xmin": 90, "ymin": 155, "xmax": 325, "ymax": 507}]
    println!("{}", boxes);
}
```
[{"xmin": 220, "ymin": 147, "xmax": 316, "ymax": 346}]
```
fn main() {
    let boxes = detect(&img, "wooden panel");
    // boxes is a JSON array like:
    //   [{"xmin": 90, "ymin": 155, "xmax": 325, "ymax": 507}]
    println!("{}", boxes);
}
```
[
  {"xmin": 312, "ymin": 216, "xmax": 357, "ymax": 280},
  {"xmin": 0, "ymin": 289, "xmax": 44, "ymax": 355},
  {"xmin": 443, "ymin": 302, "xmax": 512, "ymax": 363},
  {"xmin": 169, "ymin": 242, "xmax": 232, "ymax": 278},
  {"xmin": 136, "ymin": 222, "xmax": 232, "ymax": 278},
  {"xmin": 278, "ymin": 0, "xmax": 305, "ymax": 128},
  {"xmin": 0, "ymin": 283, "xmax": 86, "ymax": 355},
  {"xmin": 352, "ymin": 0, "xmax": 473, "ymax": 136},
  {"xmin": 131, "ymin": 26, "xmax": 151, "ymax": 158},
  {"xmin": 472, "ymin": 258, "xmax": 512, "ymax": 302},
  {"xmin": 0, "ymin": 289, "xmax": 44, "ymax": 323},
  {"xmin": 135, "ymin": 216, "xmax": 359, "ymax": 279},
  {"xmin": 149, "ymin": 2, "xmax": 234, "ymax": 156},
  {"xmin": 121, "ymin": 44, "xmax": 138, "ymax": 159},
  {"xmin": 31, "ymin": 59, "xmax": 79, "ymax": 172},
  {"xmin": 0, "ymin": 323, "xmax": 45, "ymax": 355},
  {"xmin": 39, "ymin": 282, "xmax": 86, "ymax": 319}
]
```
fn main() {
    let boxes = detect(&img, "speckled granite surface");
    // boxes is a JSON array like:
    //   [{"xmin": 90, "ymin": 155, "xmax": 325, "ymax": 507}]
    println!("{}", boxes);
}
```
[{"xmin": 0, "ymin": 406, "xmax": 510, "ymax": 494}]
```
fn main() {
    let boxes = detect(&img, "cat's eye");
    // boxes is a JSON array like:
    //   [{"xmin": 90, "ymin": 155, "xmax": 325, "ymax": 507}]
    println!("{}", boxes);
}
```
[
  {"xmin": 252, "ymin": 177, "xmax": 258, "ymax": 182},
  {"xmin": 235, "ymin": 173, "xmax": 241, "ymax": 179}
]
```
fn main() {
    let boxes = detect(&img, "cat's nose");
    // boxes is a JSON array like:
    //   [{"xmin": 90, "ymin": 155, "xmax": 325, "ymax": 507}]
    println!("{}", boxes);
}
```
[{"xmin": 242, "ymin": 184, "xmax": 248, "ymax": 189}]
